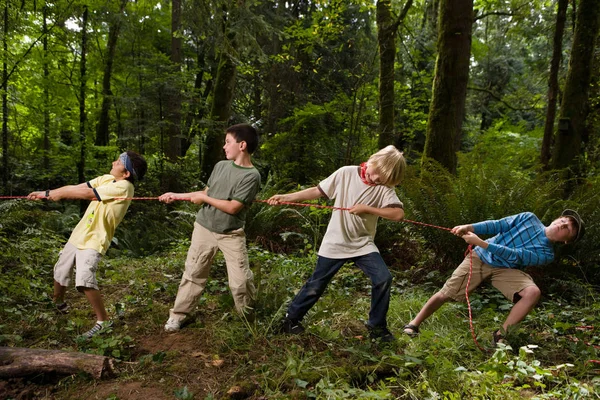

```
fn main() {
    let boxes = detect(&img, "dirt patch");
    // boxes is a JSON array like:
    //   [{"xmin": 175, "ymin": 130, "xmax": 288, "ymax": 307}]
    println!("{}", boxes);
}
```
[{"xmin": 78, "ymin": 381, "xmax": 172, "ymax": 400}]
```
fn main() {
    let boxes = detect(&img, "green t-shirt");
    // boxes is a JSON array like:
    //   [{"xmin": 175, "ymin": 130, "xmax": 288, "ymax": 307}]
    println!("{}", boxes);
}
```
[{"xmin": 196, "ymin": 160, "xmax": 261, "ymax": 233}]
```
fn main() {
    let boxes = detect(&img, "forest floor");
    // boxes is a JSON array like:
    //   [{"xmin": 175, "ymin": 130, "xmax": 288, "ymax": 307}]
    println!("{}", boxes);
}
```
[{"xmin": 1, "ymin": 244, "xmax": 599, "ymax": 400}]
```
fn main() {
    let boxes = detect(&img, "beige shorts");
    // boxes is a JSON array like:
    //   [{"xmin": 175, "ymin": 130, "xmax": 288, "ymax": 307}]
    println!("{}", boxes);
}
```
[
  {"xmin": 440, "ymin": 252, "xmax": 537, "ymax": 303},
  {"xmin": 54, "ymin": 242, "xmax": 102, "ymax": 290}
]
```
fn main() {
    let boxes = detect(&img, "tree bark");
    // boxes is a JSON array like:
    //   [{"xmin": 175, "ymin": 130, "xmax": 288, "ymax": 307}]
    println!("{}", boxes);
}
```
[
  {"xmin": 376, "ymin": 0, "xmax": 413, "ymax": 149},
  {"xmin": 95, "ymin": 0, "xmax": 128, "ymax": 146},
  {"xmin": 541, "ymin": 0, "xmax": 568, "ymax": 168},
  {"xmin": 43, "ymin": 5, "xmax": 50, "ymax": 172},
  {"xmin": 2, "ymin": 1, "xmax": 9, "ymax": 192},
  {"xmin": 550, "ymin": 0, "xmax": 600, "ymax": 171},
  {"xmin": 0, "ymin": 347, "xmax": 114, "ymax": 379},
  {"xmin": 164, "ymin": 0, "xmax": 183, "ymax": 160},
  {"xmin": 77, "ymin": 5, "xmax": 89, "ymax": 186},
  {"xmin": 422, "ymin": 0, "xmax": 473, "ymax": 174},
  {"xmin": 203, "ymin": 51, "xmax": 236, "ymax": 179}
]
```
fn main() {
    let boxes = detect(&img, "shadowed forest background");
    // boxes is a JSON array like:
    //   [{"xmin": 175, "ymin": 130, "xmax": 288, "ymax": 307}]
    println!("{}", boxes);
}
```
[{"xmin": 1, "ymin": 0, "xmax": 600, "ymax": 399}]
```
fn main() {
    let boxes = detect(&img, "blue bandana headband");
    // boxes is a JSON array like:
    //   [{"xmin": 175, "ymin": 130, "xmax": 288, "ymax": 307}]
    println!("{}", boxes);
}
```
[{"xmin": 119, "ymin": 152, "xmax": 137, "ymax": 178}]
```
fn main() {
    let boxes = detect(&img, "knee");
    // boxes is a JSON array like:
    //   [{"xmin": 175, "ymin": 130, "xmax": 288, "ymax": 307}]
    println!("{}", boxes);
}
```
[
  {"xmin": 519, "ymin": 286, "xmax": 541, "ymax": 302},
  {"xmin": 433, "ymin": 290, "xmax": 451, "ymax": 303},
  {"xmin": 373, "ymin": 272, "xmax": 392, "ymax": 288}
]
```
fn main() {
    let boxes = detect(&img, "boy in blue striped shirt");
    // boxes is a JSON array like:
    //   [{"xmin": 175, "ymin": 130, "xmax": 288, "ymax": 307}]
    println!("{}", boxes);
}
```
[{"xmin": 403, "ymin": 210, "xmax": 584, "ymax": 344}]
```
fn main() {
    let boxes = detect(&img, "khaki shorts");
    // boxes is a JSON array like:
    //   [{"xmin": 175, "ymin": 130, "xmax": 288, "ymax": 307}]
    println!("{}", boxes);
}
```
[
  {"xmin": 440, "ymin": 252, "xmax": 537, "ymax": 303},
  {"xmin": 54, "ymin": 242, "xmax": 102, "ymax": 290}
]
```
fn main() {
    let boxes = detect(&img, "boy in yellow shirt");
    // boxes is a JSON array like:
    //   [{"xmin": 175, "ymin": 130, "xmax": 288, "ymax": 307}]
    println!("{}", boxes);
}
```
[{"xmin": 28, "ymin": 151, "xmax": 147, "ymax": 338}]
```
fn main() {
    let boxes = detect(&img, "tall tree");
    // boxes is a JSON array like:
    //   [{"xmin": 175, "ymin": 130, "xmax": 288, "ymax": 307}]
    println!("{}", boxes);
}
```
[
  {"xmin": 376, "ymin": 0, "xmax": 412, "ymax": 150},
  {"xmin": 165, "ymin": 0, "xmax": 183, "ymax": 160},
  {"xmin": 423, "ymin": 0, "xmax": 473, "ymax": 173},
  {"xmin": 551, "ymin": 0, "xmax": 600, "ymax": 171},
  {"xmin": 95, "ymin": 0, "xmax": 128, "ymax": 146},
  {"xmin": 42, "ymin": 4, "xmax": 51, "ymax": 173},
  {"xmin": 541, "ymin": 0, "xmax": 568, "ymax": 168},
  {"xmin": 201, "ymin": 2, "xmax": 237, "ymax": 179},
  {"xmin": 77, "ymin": 5, "xmax": 89, "ymax": 185},
  {"xmin": 2, "ymin": 1, "xmax": 8, "ymax": 192},
  {"xmin": 203, "ymin": 51, "xmax": 236, "ymax": 178}
]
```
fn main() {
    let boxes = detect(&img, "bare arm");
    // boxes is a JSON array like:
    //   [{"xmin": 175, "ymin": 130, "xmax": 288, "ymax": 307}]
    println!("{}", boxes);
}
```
[
  {"xmin": 348, "ymin": 204, "xmax": 404, "ymax": 221},
  {"xmin": 267, "ymin": 186, "xmax": 323, "ymax": 205},
  {"xmin": 159, "ymin": 188, "xmax": 207, "ymax": 205},
  {"xmin": 196, "ymin": 193, "xmax": 245, "ymax": 215},
  {"xmin": 28, "ymin": 183, "xmax": 95, "ymax": 201},
  {"xmin": 159, "ymin": 188, "xmax": 246, "ymax": 215}
]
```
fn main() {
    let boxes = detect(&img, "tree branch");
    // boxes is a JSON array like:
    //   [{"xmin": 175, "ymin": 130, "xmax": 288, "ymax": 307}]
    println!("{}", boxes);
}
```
[{"xmin": 467, "ymin": 86, "xmax": 539, "ymax": 111}]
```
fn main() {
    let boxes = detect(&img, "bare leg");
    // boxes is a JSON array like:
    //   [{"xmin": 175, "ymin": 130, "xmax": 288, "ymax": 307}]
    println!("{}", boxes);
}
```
[
  {"xmin": 53, "ymin": 280, "xmax": 67, "ymax": 303},
  {"xmin": 501, "ymin": 285, "xmax": 541, "ymax": 332},
  {"xmin": 81, "ymin": 288, "xmax": 109, "ymax": 321},
  {"xmin": 407, "ymin": 290, "xmax": 452, "ymax": 329}
]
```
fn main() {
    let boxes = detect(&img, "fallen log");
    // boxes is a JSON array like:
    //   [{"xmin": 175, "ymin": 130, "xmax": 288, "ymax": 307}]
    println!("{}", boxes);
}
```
[{"xmin": 0, "ymin": 347, "xmax": 115, "ymax": 379}]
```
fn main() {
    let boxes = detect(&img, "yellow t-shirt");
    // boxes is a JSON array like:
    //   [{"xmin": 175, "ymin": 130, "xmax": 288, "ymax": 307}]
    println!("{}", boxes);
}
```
[{"xmin": 68, "ymin": 175, "xmax": 134, "ymax": 254}]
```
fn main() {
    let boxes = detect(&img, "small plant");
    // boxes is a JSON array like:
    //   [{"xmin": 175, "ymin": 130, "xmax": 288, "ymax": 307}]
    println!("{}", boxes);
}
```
[{"xmin": 174, "ymin": 386, "xmax": 194, "ymax": 400}]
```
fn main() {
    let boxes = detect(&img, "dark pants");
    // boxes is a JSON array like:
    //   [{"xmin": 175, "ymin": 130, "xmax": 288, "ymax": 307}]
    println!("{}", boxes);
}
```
[{"xmin": 287, "ymin": 252, "xmax": 393, "ymax": 328}]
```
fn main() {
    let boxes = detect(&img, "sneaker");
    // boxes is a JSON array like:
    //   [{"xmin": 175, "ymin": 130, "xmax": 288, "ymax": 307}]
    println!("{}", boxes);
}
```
[
  {"xmin": 279, "ymin": 317, "xmax": 305, "ymax": 334},
  {"xmin": 81, "ymin": 321, "xmax": 112, "ymax": 339},
  {"xmin": 164, "ymin": 317, "xmax": 182, "ymax": 333},
  {"xmin": 55, "ymin": 302, "xmax": 70, "ymax": 314},
  {"xmin": 367, "ymin": 325, "xmax": 395, "ymax": 343}
]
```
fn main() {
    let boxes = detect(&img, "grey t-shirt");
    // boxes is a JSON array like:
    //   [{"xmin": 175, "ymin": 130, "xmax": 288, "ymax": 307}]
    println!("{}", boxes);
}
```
[
  {"xmin": 317, "ymin": 165, "xmax": 403, "ymax": 258},
  {"xmin": 196, "ymin": 160, "xmax": 261, "ymax": 234}
]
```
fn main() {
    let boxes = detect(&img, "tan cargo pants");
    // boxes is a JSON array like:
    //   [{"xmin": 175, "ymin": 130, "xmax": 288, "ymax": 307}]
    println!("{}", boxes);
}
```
[{"xmin": 169, "ymin": 222, "xmax": 255, "ymax": 321}]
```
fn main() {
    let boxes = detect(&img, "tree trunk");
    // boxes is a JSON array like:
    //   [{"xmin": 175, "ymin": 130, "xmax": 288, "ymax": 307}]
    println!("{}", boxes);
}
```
[
  {"xmin": 164, "ymin": 0, "xmax": 183, "ymax": 161},
  {"xmin": 2, "ymin": 2, "xmax": 9, "ymax": 193},
  {"xmin": 43, "ymin": 5, "xmax": 50, "ymax": 172},
  {"xmin": 95, "ymin": 0, "xmax": 128, "ymax": 146},
  {"xmin": 77, "ymin": 5, "xmax": 89, "ymax": 187},
  {"xmin": 0, "ymin": 347, "xmax": 115, "ymax": 379},
  {"xmin": 203, "ymin": 52, "xmax": 236, "ymax": 179},
  {"xmin": 376, "ymin": 0, "xmax": 413, "ymax": 149},
  {"xmin": 376, "ymin": 0, "xmax": 397, "ymax": 148},
  {"xmin": 422, "ymin": 0, "xmax": 473, "ymax": 174},
  {"xmin": 550, "ymin": 0, "xmax": 600, "ymax": 171},
  {"xmin": 541, "ymin": 0, "xmax": 568, "ymax": 168}
]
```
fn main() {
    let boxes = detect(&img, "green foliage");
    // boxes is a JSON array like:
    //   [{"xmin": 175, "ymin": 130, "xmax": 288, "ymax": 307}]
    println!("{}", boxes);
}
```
[{"xmin": 261, "ymin": 100, "xmax": 371, "ymax": 185}]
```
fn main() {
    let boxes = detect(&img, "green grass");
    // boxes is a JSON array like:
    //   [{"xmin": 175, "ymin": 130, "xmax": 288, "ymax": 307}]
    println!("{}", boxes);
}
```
[{"xmin": 1, "ymin": 242, "xmax": 599, "ymax": 399}]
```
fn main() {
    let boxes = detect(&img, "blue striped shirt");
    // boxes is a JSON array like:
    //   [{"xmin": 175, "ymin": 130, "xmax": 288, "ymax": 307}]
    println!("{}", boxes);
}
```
[{"xmin": 472, "ymin": 212, "xmax": 554, "ymax": 269}]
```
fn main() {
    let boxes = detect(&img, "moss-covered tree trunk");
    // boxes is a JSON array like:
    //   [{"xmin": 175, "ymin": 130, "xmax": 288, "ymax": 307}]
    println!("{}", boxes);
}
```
[
  {"xmin": 422, "ymin": 0, "xmax": 473, "ymax": 174},
  {"xmin": 376, "ymin": 0, "xmax": 397, "ymax": 149},
  {"xmin": 2, "ymin": 2, "xmax": 8, "ymax": 192},
  {"xmin": 541, "ymin": 0, "xmax": 567, "ymax": 168},
  {"xmin": 376, "ymin": 0, "xmax": 412, "ymax": 150},
  {"xmin": 95, "ymin": 0, "xmax": 128, "ymax": 147},
  {"xmin": 203, "ymin": 52, "xmax": 236, "ymax": 179},
  {"xmin": 550, "ymin": 0, "xmax": 600, "ymax": 171}
]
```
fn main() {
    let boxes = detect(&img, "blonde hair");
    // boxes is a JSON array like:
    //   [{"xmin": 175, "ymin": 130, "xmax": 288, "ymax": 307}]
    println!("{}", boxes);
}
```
[{"xmin": 367, "ymin": 145, "xmax": 406, "ymax": 187}]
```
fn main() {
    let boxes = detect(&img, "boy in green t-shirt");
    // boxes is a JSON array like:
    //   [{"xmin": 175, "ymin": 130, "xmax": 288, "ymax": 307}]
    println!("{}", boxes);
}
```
[
  {"xmin": 160, "ymin": 124, "xmax": 261, "ymax": 332},
  {"xmin": 27, "ymin": 151, "xmax": 147, "ymax": 338}
]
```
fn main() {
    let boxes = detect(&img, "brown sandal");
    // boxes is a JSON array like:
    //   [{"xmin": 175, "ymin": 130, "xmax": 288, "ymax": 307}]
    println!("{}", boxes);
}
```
[{"xmin": 403, "ymin": 324, "xmax": 420, "ymax": 337}]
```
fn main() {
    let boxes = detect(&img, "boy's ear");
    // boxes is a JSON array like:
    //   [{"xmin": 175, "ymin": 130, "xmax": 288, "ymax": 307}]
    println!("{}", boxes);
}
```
[{"xmin": 239, "ymin": 140, "xmax": 247, "ymax": 151}]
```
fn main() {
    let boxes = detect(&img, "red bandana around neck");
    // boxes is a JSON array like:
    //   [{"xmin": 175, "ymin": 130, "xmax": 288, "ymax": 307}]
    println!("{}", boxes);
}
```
[{"xmin": 360, "ymin": 162, "xmax": 376, "ymax": 186}]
